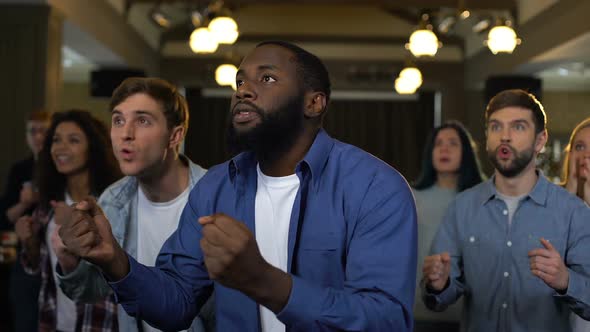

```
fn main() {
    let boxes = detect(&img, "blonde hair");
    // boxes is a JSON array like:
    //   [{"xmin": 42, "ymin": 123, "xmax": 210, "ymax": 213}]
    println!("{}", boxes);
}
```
[{"xmin": 561, "ymin": 117, "xmax": 590, "ymax": 187}]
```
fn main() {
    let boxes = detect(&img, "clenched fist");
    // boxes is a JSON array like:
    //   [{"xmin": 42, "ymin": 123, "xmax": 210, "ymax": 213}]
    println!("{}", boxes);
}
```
[
  {"xmin": 58, "ymin": 196, "xmax": 129, "ymax": 281},
  {"xmin": 199, "ymin": 213, "xmax": 292, "ymax": 312},
  {"xmin": 422, "ymin": 252, "xmax": 451, "ymax": 292},
  {"xmin": 15, "ymin": 215, "xmax": 40, "ymax": 246}
]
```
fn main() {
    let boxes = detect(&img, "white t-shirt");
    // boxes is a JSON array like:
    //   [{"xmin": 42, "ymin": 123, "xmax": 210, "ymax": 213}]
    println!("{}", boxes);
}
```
[
  {"xmin": 255, "ymin": 165, "xmax": 300, "ymax": 332},
  {"xmin": 137, "ymin": 186, "xmax": 191, "ymax": 332},
  {"xmin": 47, "ymin": 193, "xmax": 77, "ymax": 332}
]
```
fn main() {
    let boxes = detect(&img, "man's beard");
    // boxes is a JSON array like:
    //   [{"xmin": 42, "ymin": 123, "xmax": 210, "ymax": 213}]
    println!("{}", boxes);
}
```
[
  {"xmin": 487, "ymin": 144, "xmax": 535, "ymax": 178},
  {"xmin": 226, "ymin": 95, "xmax": 305, "ymax": 162}
]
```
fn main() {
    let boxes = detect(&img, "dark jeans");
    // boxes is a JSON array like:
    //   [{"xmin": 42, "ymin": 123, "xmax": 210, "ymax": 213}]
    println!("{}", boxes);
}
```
[
  {"xmin": 9, "ymin": 257, "xmax": 41, "ymax": 332},
  {"xmin": 414, "ymin": 320, "xmax": 460, "ymax": 332}
]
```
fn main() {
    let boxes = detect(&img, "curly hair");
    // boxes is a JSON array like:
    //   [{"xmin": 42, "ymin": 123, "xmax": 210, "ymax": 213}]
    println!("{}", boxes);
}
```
[{"xmin": 35, "ymin": 109, "xmax": 122, "ymax": 211}]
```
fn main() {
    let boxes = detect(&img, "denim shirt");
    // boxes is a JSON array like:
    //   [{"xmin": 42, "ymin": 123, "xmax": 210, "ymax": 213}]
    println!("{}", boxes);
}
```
[
  {"xmin": 109, "ymin": 129, "xmax": 418, "ymax": 332},
  {"xmin": 423, "ymin": 174, "xmax": 590, "ymax": 332},
  {"xmin": 57, "ymin": 156, "xmax": 208, "ymax": 332}
]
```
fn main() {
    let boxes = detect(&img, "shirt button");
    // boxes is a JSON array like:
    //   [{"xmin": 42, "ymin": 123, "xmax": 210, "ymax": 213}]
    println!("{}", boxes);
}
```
[
  {"xmin": 507, "ymin": 241, "xmax": 512, "ymax": 247},
  {"xmin": 502, "ymin": 303, "xmax": 507, "ymax": 309},
  {"xmin": 469, "ymin": 236, "xmax": 475, "ymax": 243},
  {"xmin": 504, "ymin": 271, "xmax": 509, "ymax": 277},
  {"xmin": 503, "ymin": 209, "xmax": 508, "ymax": 215}
]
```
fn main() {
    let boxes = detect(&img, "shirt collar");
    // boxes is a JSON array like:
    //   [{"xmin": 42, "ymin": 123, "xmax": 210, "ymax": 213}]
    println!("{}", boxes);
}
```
[
  {"xmin": 480, "ymin": 170, "xmax": 549, "ymax": 206},
  {"xmin": 227, "ymin": 129, "xmax": 335, "ymax": 188}
]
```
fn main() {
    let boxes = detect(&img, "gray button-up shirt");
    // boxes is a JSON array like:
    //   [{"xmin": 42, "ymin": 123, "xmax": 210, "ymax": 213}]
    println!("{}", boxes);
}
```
[{"xmin": 423, "ymin": 173, "xmax": 590, "ymax": 332}]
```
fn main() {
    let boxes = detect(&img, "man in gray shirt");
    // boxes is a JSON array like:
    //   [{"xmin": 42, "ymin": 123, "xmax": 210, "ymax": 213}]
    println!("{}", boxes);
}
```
[{"xmin": 421, "ymin": 89, "xmax": 590, "ymax": 332}]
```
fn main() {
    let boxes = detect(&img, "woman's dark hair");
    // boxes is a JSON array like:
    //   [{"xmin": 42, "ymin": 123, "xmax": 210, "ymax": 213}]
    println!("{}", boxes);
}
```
[
  {"xmin": 413, "ymin": 120, "xmax": 485, "ymax": 192},
  {"xmin": 35, "ymin": 109, "xmax": 122, "ymax": 211}
]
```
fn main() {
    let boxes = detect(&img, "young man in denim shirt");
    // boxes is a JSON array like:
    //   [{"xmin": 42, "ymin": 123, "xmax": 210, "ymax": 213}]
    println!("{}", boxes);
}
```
[
  {"xmin": 422, "ymin": 89, "xmax": 590, "ymax": 332},
  {"xmin": 56, "ymin": 78, "xmax": 210, "ymax": 332}
]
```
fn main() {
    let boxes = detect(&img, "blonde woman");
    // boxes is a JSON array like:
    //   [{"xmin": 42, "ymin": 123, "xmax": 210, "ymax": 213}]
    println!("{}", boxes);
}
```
[{"xmin": 562, "ymin": 117, "xmax": 590, "ymax": 332}]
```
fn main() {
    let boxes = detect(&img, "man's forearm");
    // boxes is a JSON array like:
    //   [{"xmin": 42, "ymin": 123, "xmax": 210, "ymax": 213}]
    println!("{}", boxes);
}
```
[
  {"xmin": 241, "ymin": 263, "xmax": 292, "ymax": 313},
  {"xmin": 6, "ymin": 202, "xmax": 29, "ymax": 223},
  {"xmin": 97, "ymin": 243, "xmax": 130, "ymax": 282}
]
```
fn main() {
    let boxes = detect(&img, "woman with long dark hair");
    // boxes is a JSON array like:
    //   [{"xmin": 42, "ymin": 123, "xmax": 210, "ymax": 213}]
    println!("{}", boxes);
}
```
[
  {"xmin": 413, "ymin": 120, "xmax": 485, "ymax": 332},
  {"xmin": 15, "ymin": 110, "xmax": 122, "ymax": 331}
]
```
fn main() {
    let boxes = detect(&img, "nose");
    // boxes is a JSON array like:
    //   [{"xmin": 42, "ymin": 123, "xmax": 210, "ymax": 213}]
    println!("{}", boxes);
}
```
[
  {"xmin": 500, "ymin": 127, "xmax": 511, "ymax": 143},
  {"xmin": 51, "ymin": 139, "xmax": 65, "ymax": 151},
  {"xmin": 33, "ymin": 131, "xmax": 45, "ymax": 140},
  {"xmin": 121, "ymin": 122, "xmax": 135, "ymax": 141},
  {"xmin": 234, "ymin": 81, "xmax": 256, "ymax": 101}
]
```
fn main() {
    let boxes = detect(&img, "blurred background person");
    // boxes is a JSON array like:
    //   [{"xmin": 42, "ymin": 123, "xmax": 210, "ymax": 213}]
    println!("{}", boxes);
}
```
[
  {"xmin": 1, "ymin": 111, "xmax": 51, "ymax": 227},
  {"xmin": 0, "ymin": 110, "xmax": 51, "ymax": 332},
  {"xmin": 15, "ymin": 110, "xmax": 122, "ymax": 332},
  {"xmin": 561, "ymin": 117, "xmax": 590, "ymax": 332},
  {"xmin": 412, "ymin": 120, "xmax": 485, "ymax": 332}
]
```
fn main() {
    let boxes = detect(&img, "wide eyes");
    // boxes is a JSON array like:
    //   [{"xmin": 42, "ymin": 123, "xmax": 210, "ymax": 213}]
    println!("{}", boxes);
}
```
[{"xmin": 235, "ymin": 74, "xmax": 277, "ymax": 89}]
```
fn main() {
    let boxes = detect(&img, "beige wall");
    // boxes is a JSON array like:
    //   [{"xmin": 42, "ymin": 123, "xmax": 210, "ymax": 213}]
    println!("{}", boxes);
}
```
[
  {"xmin": 543, "ymin": 91, "xmax": 590, "ymax": 137},
  {"xmin": 59, "ymin": 82, "xmax": 111, "ymax": 125},
  {"xmin": 0, "ymin": 5, "xmax": 62, "ymax": 190}
]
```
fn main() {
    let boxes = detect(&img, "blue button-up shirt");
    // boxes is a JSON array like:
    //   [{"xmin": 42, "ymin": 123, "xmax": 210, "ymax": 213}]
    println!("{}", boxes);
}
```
[
  {"xmin": 110, "ymin": 129, "xmax": 417, "ymax": 331},
  {"xmin": 423, "ymin": 174, "xmax": 590, "ymax": 332}
]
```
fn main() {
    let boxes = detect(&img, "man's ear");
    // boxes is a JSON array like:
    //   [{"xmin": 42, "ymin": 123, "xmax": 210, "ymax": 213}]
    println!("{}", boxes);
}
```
[
  {"xmin": 303, "ymin": 92, "xmax": 327, "ymax": 119},
  {"xmin": 535, "ymin": 129, "xmax": 548, "ymax": 153},
  {"xmin": 168, "ymin": 125, "xmax": 185, "ymax": 149}
]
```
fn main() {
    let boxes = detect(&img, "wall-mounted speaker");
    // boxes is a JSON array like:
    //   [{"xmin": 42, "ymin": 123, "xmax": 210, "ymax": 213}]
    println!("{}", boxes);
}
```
[
  {"xmin": 90, "ymin": 68, "xmax": 146, "ymax": 98},
  {"xmin": 484, "ymin": 75, "xmax": 542, "ymax": 103}
]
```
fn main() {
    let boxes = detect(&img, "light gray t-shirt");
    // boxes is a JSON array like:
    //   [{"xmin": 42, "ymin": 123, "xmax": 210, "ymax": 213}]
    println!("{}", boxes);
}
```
[
  {"xmin": 495, "ymin": 192, "xmax": 527, "ymax": 226},
  {"xmin": 413, "ymin": 185, "xmax": 461, "ymax": 322}
]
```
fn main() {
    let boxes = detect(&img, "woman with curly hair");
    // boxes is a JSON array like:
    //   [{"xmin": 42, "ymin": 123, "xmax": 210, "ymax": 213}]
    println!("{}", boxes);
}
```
[{"xmin": 15, "ymin": 109, "xmax": 122, "ymax": 331}]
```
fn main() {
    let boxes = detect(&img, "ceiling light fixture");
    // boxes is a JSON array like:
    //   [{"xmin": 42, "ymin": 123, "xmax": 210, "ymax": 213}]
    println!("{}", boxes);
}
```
[
  {"xmin": 208, "ymin": 16, "xmax": 239, "ymax": 45},
  {"xmin": 215, "ymin": 64, "xmax": 238, "ymax": 90},
  {"xmin": 150, "ymin": 3, "xmax": 171, "ymax": 28},
  {"xmin": 399, "ymin": 67, "xmax": 423, "ymax": 88},
  {"xmin": 395, "ymin": 77, "xmax": 418, "ymax": 94},
  {"xmin": 406, "ymin": 13, "xmax": 441, "ymax": 57},
  {"xmin": 191, "ymin": 10, "xmax": 204, "ymax": 28},
  {"xmin": 394, "ymin": 64, "xmax": 423, "ymax": 94},
  {"xmin": 485, "ymin": 19, "xmax": 521, "ymax": 54},
  {"xmin": 472, "ymin": 17, "xmax": 492, "ymax": 34},
  {"xmin": 459, "ymin": 10, "xmax": 470, "ymax": 19},
  {"xmin": 189, "ymin": 27, "xmax": 218, "ymax": 54},
  {"xmin": 437, "ymin": 15, "xmax": 457, "ymax": 35}
]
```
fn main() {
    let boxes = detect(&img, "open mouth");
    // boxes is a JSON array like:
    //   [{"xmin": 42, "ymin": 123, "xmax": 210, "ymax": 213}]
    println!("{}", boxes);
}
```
[
  {"xmin": 498, "ymin": 145, "xmax": 512, "ymax": 159},
  {"xmin": 119, "ymin": 148, "xmax": 135, "ymax": 160},
  {"xmin": 233, "ymin": 108, "xmax": 261, "ymax": 124}
]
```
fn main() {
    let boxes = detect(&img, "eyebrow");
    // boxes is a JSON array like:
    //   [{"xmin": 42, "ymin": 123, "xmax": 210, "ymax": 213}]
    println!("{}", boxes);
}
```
[
  {"xmin": 488, "ymin": 118, "xmax": 530, "ymax": 125},
  {"xmin": 53, "ymin": 132, "xmax": 82, "ymax": 138},
  {"xmin": 236, "ymin": 64, "xmax": 280, "ymax": 77},
  {"xmin": 111, "ymin": 110, "xmax": 157, "ymax": 117}
]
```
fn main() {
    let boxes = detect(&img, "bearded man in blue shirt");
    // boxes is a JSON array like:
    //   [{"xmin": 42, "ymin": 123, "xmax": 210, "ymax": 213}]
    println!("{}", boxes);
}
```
[
  {"xmin": 422, "ymin": 89, "xmax": 590, "ymax": 332},
  {"xmin": 59, "ymin": 41, "xmax": 418, "ymax": 332}
]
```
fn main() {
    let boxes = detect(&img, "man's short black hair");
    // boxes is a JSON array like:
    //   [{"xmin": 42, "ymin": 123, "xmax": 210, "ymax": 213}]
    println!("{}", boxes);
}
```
[{"xmin": 256, "ymin": 40, "xmax": 331, "ymax": 104}]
